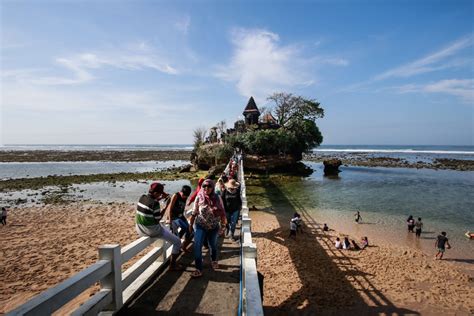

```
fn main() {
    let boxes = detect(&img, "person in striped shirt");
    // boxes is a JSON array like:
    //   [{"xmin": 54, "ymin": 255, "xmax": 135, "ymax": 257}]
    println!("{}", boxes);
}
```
[{"xmin": 136, "ymin": 182, "xmax": 183, "ymax": 271}]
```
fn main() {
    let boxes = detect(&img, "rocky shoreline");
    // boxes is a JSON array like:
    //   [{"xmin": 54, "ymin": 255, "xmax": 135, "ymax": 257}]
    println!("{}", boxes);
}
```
[
  {"xmin": 303, "ymin": 153, "xmax": 474, "ymax": 171},
  {"xmin": 0, "ymin": 150, "xmax": 192, "ymax": 162}
]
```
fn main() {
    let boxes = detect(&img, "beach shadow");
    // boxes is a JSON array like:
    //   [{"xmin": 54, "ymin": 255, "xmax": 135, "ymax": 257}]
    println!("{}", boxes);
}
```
[
  {"xmin": 444, "ymin": 258, "xmax": 474, "ymax": 264},
  {"xmin": 249, "ymin": 177, "xmax": 420, "ymax": 315},
  {"xmin": 420, "ymin": 237, "xmax": 437, "ymax": 240},
  {"xmin": 358, "ymin": 222, "xmax": 376, "ymax": 225},
  {"xmin": 118, "ymin": 235, "xmax": 240, "ymax": 315}
]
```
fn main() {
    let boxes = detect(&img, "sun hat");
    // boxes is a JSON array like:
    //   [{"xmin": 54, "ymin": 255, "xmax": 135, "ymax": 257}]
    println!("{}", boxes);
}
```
[
  {"xmin": 149, "ymin": 182, "xmax": 165, "ymax": 194},
  {"xmin": 225, "ymin": 179, "xmax": 240, "ymax": 189}
]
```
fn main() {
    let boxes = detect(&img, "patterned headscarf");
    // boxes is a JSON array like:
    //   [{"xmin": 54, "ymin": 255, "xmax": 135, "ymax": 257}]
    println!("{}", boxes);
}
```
[{"xmin": 197, "ymin": 179, "xmax": 218, "ymax": 207}]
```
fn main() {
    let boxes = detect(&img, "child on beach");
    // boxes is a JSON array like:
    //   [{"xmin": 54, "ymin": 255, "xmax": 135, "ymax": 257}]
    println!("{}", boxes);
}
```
[
  {"xmin": 415, "ymin": 217, "xmax": 423, "ymax": 238},
  {"xmin": 335, "ymin": 237, "xmax": 342, "ymax": 249},
  {"xmin": 323, "ymin": 223, "xmax": 329, "ymax": 232},
  {"xmin": 1, "ymin": 207, "xmax": 7, "ymax": 225},
  {"xmin": 435, "ymin": 232, "xmax": 451, "ymax": 260},
  {"xmin": 354, "ymin": 211, "xmax": 362, "ymax": 223},
  {"xmin": 289, "ymin": 217, "xmax": 297, "ymax": 239},
  {"xmin": 343, "ymin": 237, "xmax": 351, "ymax": 250},
  {"xmin": 407, "ymin": 215, "xmax": 415, "ymax": 232},
  {"xmin": 361, "ymin": 236, "xmax": 369, "ymax": 249}
]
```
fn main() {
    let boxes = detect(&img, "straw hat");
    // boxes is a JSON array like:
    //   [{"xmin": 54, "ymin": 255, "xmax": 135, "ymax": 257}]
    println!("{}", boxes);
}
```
[{"xmin": 226, "ymin": 179, "xmax": 240, "ymax": 189}]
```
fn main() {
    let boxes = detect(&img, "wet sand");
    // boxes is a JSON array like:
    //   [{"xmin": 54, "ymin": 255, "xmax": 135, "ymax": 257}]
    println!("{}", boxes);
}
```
[{"xmin": 251, "ymin": 210, "xmax": 474, "ymax": 315}]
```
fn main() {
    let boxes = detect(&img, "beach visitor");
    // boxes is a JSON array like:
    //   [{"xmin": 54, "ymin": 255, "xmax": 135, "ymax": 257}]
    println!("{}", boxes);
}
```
[
  {"xmin": 407, "ymin": 215, "xmax": 415, "ymax": 232},
  {"xmin": 351, "ymin": 239, "xmax": 361, "ymax": 250},
  {"xmin": 167, "ymin": 185, "xmax": 193, "ymax": 252},
  {"xmin": 343, "ymin": 237, "xmax": 351, "ymax": 250},
  {"xmin": 188, "ymin": 178, "xmax": 205, "ymax": 206},
  {"xmin": 214, "ymin": 178, "xmax": 226, "ymax": 196},
  {"xmin": 335, "ymin": 237, "xmax": 342, "ymax": 249},
  {"xmin": 289, "ymin": 218, "xmax": 297, "ymax": 239},
  {"xmin": 415, "ymin": 217, "xmax": 423, "ymax": 238},
  {"xmin": 136, "ymin": 182, "xmax": 183, "ymax": 271},
  {"xmin": 222, "ymin": 179, "xmax": 242, "ymax": 241},
  {"xmin": 1, "ymin": 207, "xmax": 7, "ymax": 225},
  {"xmin": 189, "ymin": 179, "xmax": 227, "ymax": 278},
  {"xmin": 354, "ymin": 211, "xmax": 362, "ymax": 223},
  {"xmin": 361, "ymin": 236, "xmax": 369, "ymax": 249},
  {"xmin": 435, "ymin": 231, "xmax": 451, "ymax": 260},
  {"xmin": 293, "ymin": 212, "xmax": 303, "ymax": 234},
  {"xmin": 323, "ymin": 223, "xmax": 329, "ymax": 232}
]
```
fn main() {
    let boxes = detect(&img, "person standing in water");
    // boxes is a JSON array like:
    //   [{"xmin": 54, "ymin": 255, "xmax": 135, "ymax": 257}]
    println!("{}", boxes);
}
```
[
  {"xmin": 354, "ymin": 211, "xmax": 362, "ymax": 223},
  {"xmin": 435, "ymin": 232, "xmax": 451, "ymax": 260},
  {"xmin": 414, "ymin": 217, "xmax": 423, "ymax": 238},
  {"xmin": 407, "ymin": 215, "xmax": 415, "ymax": 233}
]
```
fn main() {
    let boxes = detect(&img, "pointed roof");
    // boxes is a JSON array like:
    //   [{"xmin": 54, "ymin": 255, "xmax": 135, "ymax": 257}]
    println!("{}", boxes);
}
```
[
  {"xmin": 262, "ymin": 112, "xmax": 277, "ymax": 124},
  {"xmin": 243, "ymin": 96, "xmax": 260, "ymax": 115}
]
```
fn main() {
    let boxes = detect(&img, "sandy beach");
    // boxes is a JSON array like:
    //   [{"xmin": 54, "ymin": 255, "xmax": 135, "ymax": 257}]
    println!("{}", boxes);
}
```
[
  {"xmin": 0, "ymin": 203, "xmax": 138, "ymax": 314},
  {"xmin": 251, "ymin": 210, "xmax": 474, "ymax": 315}
]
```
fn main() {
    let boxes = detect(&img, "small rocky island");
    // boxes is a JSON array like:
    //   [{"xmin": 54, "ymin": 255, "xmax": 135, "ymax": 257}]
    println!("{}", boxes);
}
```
[{"xmin": 191, "ymin": 93, "xmax": 325, "ymax": 172}]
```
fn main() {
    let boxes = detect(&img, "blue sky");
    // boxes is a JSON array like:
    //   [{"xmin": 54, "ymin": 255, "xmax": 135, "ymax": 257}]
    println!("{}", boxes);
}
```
[{"xmin": 1, "ymin": 0, "xmax": 473, "ymax": 145}]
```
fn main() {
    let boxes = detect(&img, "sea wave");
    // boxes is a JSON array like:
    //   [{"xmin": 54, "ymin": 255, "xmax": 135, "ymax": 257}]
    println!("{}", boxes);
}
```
[{"xmin": 312, "ymin": 149, "xmax": 474, "ymax": 155}]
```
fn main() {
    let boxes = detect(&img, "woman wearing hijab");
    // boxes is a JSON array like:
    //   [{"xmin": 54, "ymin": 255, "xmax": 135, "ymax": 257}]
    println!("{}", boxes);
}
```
[{"xmin": 189, "ymin": 179, "xmax": 227, "ymax": 278}]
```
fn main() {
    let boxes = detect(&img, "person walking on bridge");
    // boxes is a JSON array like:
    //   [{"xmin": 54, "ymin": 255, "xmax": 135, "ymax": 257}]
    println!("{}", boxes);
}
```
[
  {"xmin": 189, "ymin": 179, "xmax": 227, "ymax": 278},
  {"xmin": 167, "ymin": 185, "xmax": 193, "ymax": 252},
  {"xmin": 135, "ymin": 182, "xmax": 183, "ymax": 271},
  {"xmin": 222, "ymin": 179, "xmax": 242, "ymax": 241}
]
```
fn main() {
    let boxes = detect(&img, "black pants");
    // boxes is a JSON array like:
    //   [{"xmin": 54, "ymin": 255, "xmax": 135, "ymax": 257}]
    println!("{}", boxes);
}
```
[
  {"xmin": 1, "ymin": 216, "xmax": 6, "ymax": 225},
  {"xmin": 415, "ymin": 228, "xmax": 421, "ymax": 237}
]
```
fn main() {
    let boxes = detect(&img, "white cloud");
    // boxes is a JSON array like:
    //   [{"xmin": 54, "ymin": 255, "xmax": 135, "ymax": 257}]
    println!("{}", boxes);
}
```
[
  {"xmin": 215, "ymin": 29, "xmax": 314, "ymax": 99},
  {"xmin": 396, "ymin": 79, "xmax": 474, "ymax": 103},
  {"xmin": 3, "ymin": 47, "xmax": 179, "ymax": 86},
  {"xmin": 375, "ymin": 35, "xmax": 473, "ymax": 80}
]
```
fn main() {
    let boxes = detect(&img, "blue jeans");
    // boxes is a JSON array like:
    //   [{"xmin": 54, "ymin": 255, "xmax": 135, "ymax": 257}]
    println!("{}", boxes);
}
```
[
  {"xmin": 194, "ymin": 224, "xmax": 219, "ymax": 271},
  {"xmin": 226, "ymin": 210, "xmax": 240, "ymax": 237},
  {"xmin": 172, "ymin": 216, "xmax": 192, "ymax": 240}
]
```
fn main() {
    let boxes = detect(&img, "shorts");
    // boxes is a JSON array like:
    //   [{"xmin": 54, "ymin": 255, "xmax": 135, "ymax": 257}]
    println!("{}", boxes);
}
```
[{"xmin": 437, "ymin": 247, "xmax": 445, "ymax": 253}]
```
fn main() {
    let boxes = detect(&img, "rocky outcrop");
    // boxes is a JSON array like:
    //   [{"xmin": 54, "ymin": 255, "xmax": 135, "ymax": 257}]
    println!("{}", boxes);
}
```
[
  {"xmin": 323, "ymin": 159, "xmax": 342, "ymax": 176},
  {"xmin": 244, "ymin": 154, "xmax": 299, "ymax": 171}
]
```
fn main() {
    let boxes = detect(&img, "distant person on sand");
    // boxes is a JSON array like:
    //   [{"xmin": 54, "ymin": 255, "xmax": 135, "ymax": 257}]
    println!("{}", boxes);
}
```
[
  {"xmin": 293, "ymin": 212, "xmax": 303, "ymax": 233},
  {"xmin": 415, "ymin": 217, "xmax": 423, "ymax": 238},
  {"xmin": 323, "ymin": 223, "xmax": 329, "ymax": 231},
  {"xmin": 343, "ymin": 237, "xmax": 351, "ymax": 250},
  {"xmin": 361, "ymin": 236, "xmax": 369, "ymax": 249},
  {"xmin": 189, "ymin": 179, "xmax": 227, "ymax": 278},
  {"xmin": 335, "ymin": 237, "xmax": 342, "ymax": 249},
  {"xmin": 351, "ymin": 239, "xmax": 361, "ymax": 250},
  {"xmin": 1, "ymin": 207, "xmax": 7, "ymax": 225},
  {"xmin": 435, "ymin": 232, "xmax": 451, "ymax": 260},
  {"xmin": 407, "ymin": 215, "xmax": 415, "ymax": 232},
  {"xmin": 354, "ymin": 211, "xmax": 362, "ymax": 223},
  {"xmin": 289, "ymin": 217, "xmax": 297, "ymax": 239},
  {"xmin": 167, "ymin": 185, "xmax": 193, "ymax": 252},
  {"xmin": 136, "ymin": 183, "xmax": 183, "ymax": 271}
]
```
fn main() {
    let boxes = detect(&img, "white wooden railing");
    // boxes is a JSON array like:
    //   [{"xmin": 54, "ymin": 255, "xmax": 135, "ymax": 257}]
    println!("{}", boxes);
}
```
[
  {"xmin": 7, "ymin": 229, "xmax": 174, "ymax": 315},
  {"xmin": 238, "ymin": 156, "xmax": 264, "ymax": 316}
]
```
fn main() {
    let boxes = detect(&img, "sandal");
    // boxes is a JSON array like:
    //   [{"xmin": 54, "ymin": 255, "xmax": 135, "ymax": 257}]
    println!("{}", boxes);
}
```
[
  {"xmin": 211, "ymin": 261, "xmax": 219, "ymax": 270},
  {"xmin": 191, "ymin": 269, "xmax": 203, "ymax": 278}
]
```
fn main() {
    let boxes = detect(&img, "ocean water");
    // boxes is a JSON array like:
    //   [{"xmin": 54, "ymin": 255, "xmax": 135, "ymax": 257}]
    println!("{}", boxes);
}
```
[
  {"xmin": 313, "ymin": 144, "xmax": 474, "ymax": 162},
  {"xmin": 0, "ymin": 160, "xmax": 187, "ymax": 180},
  {"xmin": 279, "ymin": 162, "xmax": 474, "ymax": 258}
]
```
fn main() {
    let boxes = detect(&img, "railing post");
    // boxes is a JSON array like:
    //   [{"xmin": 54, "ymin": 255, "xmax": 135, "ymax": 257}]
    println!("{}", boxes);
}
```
[{"xmin": 98, "ymin": 244, "xmax": 123, "ymax": 312}]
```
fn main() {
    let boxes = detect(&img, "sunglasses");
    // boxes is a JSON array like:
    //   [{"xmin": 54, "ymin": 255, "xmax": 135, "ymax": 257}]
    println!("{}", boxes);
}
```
[{"xmin": 202, "ymin": 185, "xmax": 212, "ymax": 189}]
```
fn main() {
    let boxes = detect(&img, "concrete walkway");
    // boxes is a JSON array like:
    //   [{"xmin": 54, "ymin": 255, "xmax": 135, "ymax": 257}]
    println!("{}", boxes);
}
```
[{"xmin": 118, "ymin": 234, "xmax": 241, "ymax": 315}]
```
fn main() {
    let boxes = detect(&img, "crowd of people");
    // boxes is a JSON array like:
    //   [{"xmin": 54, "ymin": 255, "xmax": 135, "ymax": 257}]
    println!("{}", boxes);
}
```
[{"xmin": 135, "ymin": 156, "xmax": 242, "ymax": 278}]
